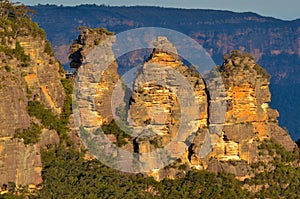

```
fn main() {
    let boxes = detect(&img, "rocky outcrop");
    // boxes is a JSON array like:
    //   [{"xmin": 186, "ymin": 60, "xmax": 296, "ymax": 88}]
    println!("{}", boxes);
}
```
[
  {"xmin": 188, "ymin": 50, "xmax": 296, "ymax": 178},
  {"xmin": 71, "ymin": 31, "xmax": 296, "ymax": 180},
  {"xmin": 0, "ymin": 18, "xmax": 65, "ymax": 185},
  {"xmin": 123, "ymin": 41, "xmax": 296, "ymax": 180},
  {"xmin": 127, "ymin": 37, "xmax": 208, "ymax": 174},
  {"xmin": 32, "ymin": 5, "xmax": 300, "ymax": 142},
  {"xmin": 70, "ymin": 28, "xmax": 119, "ymax": 129}
]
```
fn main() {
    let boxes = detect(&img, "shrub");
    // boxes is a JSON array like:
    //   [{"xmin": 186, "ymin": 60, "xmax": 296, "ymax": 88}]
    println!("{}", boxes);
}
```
[
  {"xmin": 101, "ymin": 120, "xmax": 131, "ymax": 147},
  {"xmin": 13, "ymin": 41, "xmax": 30, "ymax": 64},
  {"xmin": 4, "ymin": 65, "xmax": 11, "ymax": 72},
  {"xmin": 14, "ymin": 122, "xmax": 42, "ymax": 145},
  {"xmin": 44, "ymin": 40, "xmax": 54, "ymax": 56}
]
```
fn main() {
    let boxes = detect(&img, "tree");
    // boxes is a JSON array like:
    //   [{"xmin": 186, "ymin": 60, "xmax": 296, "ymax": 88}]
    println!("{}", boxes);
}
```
[{"xmin": 0, "ymin": 0, "xmax": 35, "ymax": 19}]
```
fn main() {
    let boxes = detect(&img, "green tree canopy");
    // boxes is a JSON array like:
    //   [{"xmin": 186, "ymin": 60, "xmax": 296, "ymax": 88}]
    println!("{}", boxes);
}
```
[{"xmin": 0, "ymin": 0, "xmax": 35, "ymax": 19}]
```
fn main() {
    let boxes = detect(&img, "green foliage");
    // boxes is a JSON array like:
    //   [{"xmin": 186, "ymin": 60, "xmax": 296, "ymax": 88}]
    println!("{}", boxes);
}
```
[
  {"xmin": 57, "ymin": 62, "xmax": 65, "ymax": 76},
  {"xmin": 14, "ymin": 122, "xmax": 42, "ymax": 145},
  {"xmin": 94, "ymin": 39, "xmax": 100, "ymax": 45},
  {"xmin": 244, "ymin": 139, "xmax": 300, "ymax": 198},
  {"xmin": 258, "ymin": 139, "xmax": 300, "ymax": 162},
  {"xmin": 36, "ymin": 135, "xmax": 300, "ymax": 198},
  {"xmin": 59, "ymin": 78, "xmax": 73, "ymax": 144},
  {"xmin": 44, "ymin": 40, "xmax": 54, "ymax": 56},
  {"xmin": 0, "ymin": 45, "xmax": 14, "ymax": 58},
  {"xmin": 0, "ymin": 193, "xmax": 25, "ymax": 199},
  {"xmin": 17, "ymin": 18, "xmax": 46, "ymax": 39},
  {"xmin": 26, "ymin": 100, "xmax": 70, "ymax": 145},
  {"xmin": 101, "ymin": 120, "xmax": 131, "ymax": 147},
  {"xmin": 13, "ymin": 41, "xmax": 30, "ymax": 65},
  {"xmin": 26, "ymin": 76, "xmax": 74, "ymax": 146},
  {"xmin": 149, "ymin": 136, "xmax": 163, "ymax": 148},
  {"xmin": 37, "ymin": 137, "xmax": 300, "ymax": 198},
  {"xmin": 4, "ymin": 65, "xmax": 11, "ymax": 72},
  {"xmin": 81, "ymin": 26, "xmax": 114, "ymax": 36},
  {"xmin": 0, "ymin": 0, "xmax": 35, "ymax": 19},
  {"xmin": 178, "ymin": 164, "xmax": 187, "ymax": 170},
  {"xmin": 39, "ymin": 146, "xmax": 251, "ymax": 199},
  {"xmin": 0, "ymin": 184, "xmax": 34, "ymax": 199},
  {"xmin": 0, "ymin": 2, "xmax": 46, "ymax": 43},
  {"xmin": 27, "ymin": 101, "xmax": 57, "ymax": 130},
  {"xmin": 39, "ymin": 147, "xmax": 155, "ymax": 198},
  {"xmin": 248, "ymin": 163, "xmax": 300, "ymax": 198},
  {"xmin": 253, "ymin": 64, "xmax": 270, "ymax": 79}
]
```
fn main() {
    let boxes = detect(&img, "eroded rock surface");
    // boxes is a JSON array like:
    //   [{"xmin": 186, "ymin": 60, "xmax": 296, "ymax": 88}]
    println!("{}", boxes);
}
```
[
  {"xmin": 126, "ymin": 43, "xmax": 296, "ymax": 180},
  {"xmin": 71, "ymin": 33, "xmax": 296, "ymax": 181},
  {"xmin": 0, "ymin": 23, "xmax": 65, "ymax": 185}
]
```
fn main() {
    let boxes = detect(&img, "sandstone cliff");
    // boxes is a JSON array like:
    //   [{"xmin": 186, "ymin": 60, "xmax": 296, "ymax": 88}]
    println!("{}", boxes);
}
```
[
  {"xmin": 189, "ymin": 50, "xmax": 296, "ymax": 178},
  {"xmin": 117, "ymin": 38, "xmax": 295, "ymax": 180},
  {"xmin": 72, "ymin": 32, "xmax": 296, "ymax": 181},
  {"xmin": 0, "ymin": 12, "xmax": 64, "ymax": 185},
  {"xmin": 128, "ymin": 37, "xmax": 207, "ymax": 173},
  {"xmin": 71, "ymin": 30, "xmax": 297, "ymax": 180},
  {"xmin": 69, "ymin": 28, "xmax": 121, "ymax": 149},
  {"xmin": 31, "ymin": 5, "xmax": 300, "ymax": 142},
  {"xmin": 0, "ymin": 3, "xmax": 297, "ymax": 191}
]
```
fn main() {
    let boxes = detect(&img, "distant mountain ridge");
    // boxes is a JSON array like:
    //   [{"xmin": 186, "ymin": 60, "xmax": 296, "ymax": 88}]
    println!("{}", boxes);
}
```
[{"xmin": 30, "ymin": 5, "xmax": 300, "ymax": 140}]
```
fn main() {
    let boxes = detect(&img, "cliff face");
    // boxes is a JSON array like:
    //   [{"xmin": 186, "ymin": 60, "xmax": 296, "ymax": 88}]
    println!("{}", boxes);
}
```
[
  {"xmin": 69, "ymin": 28, "xmax": 119, "ymax": 130},
  {"xmin": 189, "ymin": 51, "xmax": 296, "ymax": 178},
  {"xmin": 129, "ymin": 37, "xmax": 207, "ymax": 143},
  {"xmin": 204, "ymin": 53, "xmax": 295, "ymax": 179},
  {"xmin": 2, "ymin": 23, "xmax": 293, "ymax": 185},
  {"xmin": 118, "ymin": 39, "xmax": 295, "ymax": 180},
  {"xmin": 70, "ymin": 32, "xmax": 296, "ymax": 180},
  {"xmin": 127, "ymin": 37, "xmax": 207, "ymax": 172},
  {"xmin": 31, "ymin": 5, "xmax": 300, "ymax": 140},
  {"xmin": 0, "ymin": 15, "xmax": 64, "ymax": 185}
]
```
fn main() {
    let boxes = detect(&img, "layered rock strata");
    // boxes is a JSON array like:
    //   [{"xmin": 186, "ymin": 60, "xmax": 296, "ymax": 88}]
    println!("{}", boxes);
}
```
[
  {"xmin": 126, "ymin": 41, "xmax": 296, "ymax": 180},
  {"xmin": 0, "ymin": 29, "xmax": 64, "ymax": 184},
  {"xmin": 72, "ymin": 33, "xmax": 296, "ymax": 180}
]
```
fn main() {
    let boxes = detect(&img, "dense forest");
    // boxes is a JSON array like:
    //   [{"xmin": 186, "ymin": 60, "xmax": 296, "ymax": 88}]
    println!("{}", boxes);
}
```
[{"xmin": 2, "ymin": 135, "xmax": 300, "ymax": 198}]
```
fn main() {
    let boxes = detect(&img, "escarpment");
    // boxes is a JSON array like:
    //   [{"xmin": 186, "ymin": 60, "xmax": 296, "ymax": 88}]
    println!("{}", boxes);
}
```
[
  {"xmin": 189, "ymin": 51, "xmax": 296, "ymax": 179},
  {"xmin": 1, "ymin": 14, "xmax": 296, "ymax": 187},
  {"xmin": 72, "ymin": 33, "xmax": 295, "ymax": 180},
  {"xmin": 69, "ymin": 27, "xmax": 119, "ymax": 129},
  {"xmin": 129, "ymin": 37, "xmax": 208, "ymax": 149},
  {"xmin": 72, "ymin": 32, "xmax": 296, "ymax": 181},
  {"xmin": 0, "ymin": 12, "xmax": 64, "ymax": 185}
]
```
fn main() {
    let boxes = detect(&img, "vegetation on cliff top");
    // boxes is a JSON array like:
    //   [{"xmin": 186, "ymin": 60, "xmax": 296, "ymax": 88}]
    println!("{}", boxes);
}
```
[
  {"xmin": 0, "ymin": 1, "xmax": 45, "ymax": 39},
  {"xmin": 0, "ymin": 0, "xmax": 50, "ymax": 69}
]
